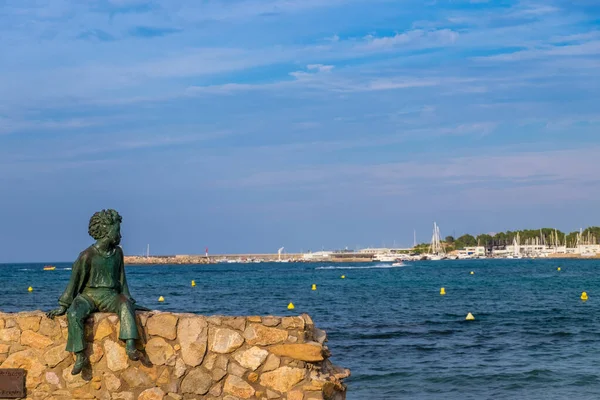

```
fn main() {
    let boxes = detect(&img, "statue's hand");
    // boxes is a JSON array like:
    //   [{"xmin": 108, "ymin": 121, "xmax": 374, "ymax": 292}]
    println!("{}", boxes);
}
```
[{"xmin": 46, "ymin": 306, "xmax": 67, "ymax": 319}]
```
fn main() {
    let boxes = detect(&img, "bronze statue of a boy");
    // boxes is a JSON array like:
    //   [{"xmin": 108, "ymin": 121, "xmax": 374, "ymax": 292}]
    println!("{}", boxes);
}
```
[{"xmin": 47, "ymin": 209, "xmax": 143, "ymax": 375}]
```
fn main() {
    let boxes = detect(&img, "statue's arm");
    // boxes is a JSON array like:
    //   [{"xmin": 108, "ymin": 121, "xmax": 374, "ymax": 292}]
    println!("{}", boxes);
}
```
[
  {"xmin": 47, "ymin": 252, "xmax": 87, "ymax": 318},
  {"xmin": 59, "ymin": 252, "xmax": 87, "ymax": 307},
  {"xmin": 119, "ymin": 248, "xmax": 135, "ymax": 303}
]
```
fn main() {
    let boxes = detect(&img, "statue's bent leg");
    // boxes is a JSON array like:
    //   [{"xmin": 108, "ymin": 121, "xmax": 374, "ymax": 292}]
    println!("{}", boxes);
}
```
[
  {"xmin": 115, "ymin": 294, "xmax": 139, "ymax": 341},
  {"xmin": 65, "ymin": 296, "xmax": 94, "ymax": 353},
  {"xmin": 97, "ymin": 292, "xmax": 139, "ymax": 341}
]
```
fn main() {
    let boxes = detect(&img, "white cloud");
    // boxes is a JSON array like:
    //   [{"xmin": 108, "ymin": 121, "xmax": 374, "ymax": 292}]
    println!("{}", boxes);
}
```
[
  {"xmin": 476, "ymin": 40, "xmax": 600, "ymax": 61},
  {"xmin": 307, "ymin": 64, "xmax": 334, "ymax": 72},
  {"xmin": 362, "ymin": 29, "xmax": 459, "ymax": 50},
  {"xmin": 0, "ymin": 117, "xmax": 99, "ymax": 135},
  {"xmin": 515, "ymin": 4, "xmax": 560, "ymax": 16}
]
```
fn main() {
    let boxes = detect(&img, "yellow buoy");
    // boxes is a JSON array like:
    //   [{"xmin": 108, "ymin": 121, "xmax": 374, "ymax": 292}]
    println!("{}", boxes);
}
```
[
  {"xmin": 440, "ymin": 287, "xmax": 446, "ymax": 295},
  {"xmin": 581, "ymin": 292, "xmax": 588, "ymax": 301},
  {"xmin": 158, "ymin": 296, "xmax": 165, "ymax": 302},
  {"xmin": 466, "ymin": 312, "xmax": 475, "ymax": 321},
  {"xmin": 287, "ymin": 302, "xmax": 295, "ymax": 310},
  {"xmin": 312, "ymin": 284, "xmax": 317, "ymax": 291},
  {"xmin": 28, "ymin": 286, "xmax": 33, "ymax": 292},
  {"xmin": 191, "ymin": 280, "xmax": 196, "ymax": 287},
  {"xmin": 557, "ymin": 267, "xmax": 561, "ymax": 271},
  {"xmin": 341, "ymin": 275, "xmax": 346, "ymax": 279},
  {"xmin": 470, "ymin": 271, "xmax": 474, "ymax": 275}
]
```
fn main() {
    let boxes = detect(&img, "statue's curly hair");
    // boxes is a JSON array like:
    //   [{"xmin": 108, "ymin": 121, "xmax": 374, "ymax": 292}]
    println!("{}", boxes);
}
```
[{"xmin": 88, "ymin": 209, "xmax": 122, "ymax": 240}]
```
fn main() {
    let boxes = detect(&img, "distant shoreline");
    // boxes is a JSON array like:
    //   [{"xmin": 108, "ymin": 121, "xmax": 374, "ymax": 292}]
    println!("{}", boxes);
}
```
[{"xmin": 124, "ymin": 253, "xmax": 600, "ymax": 265}]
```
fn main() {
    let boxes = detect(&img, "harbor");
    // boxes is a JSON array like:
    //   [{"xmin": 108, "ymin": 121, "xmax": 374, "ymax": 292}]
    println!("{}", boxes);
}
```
[{"xmin": 125, "ymin": 224, "xmax": 600, "ymax": 265}]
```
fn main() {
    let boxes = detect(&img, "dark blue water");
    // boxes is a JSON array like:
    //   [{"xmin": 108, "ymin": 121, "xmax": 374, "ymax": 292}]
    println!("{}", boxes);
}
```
[{"xmin": 2, "ymin": 259, "xmax": 600, "ymax": 399}]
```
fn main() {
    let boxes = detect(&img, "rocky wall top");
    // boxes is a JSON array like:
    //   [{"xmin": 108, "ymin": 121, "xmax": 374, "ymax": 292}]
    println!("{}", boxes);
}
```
[{"xmin": 0, "ymin": 311, "xmax": 349, "ymax": 400}]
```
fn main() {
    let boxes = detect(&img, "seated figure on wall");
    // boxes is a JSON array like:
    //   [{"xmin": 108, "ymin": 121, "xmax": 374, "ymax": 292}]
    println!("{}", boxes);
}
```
[{"xmin": 47, "ymin": 209, "xmax": 146, "ymax": 375}]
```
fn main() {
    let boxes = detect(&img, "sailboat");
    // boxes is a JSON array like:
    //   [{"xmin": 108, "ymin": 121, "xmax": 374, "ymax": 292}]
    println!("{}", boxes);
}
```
[
  {"xmin": 511, "ymin": 233, "xmax": 522, "ymax": 259},
  {"xmin": 426, "ymin": 222, "xmax": 446, "ymax": 260},
  {"xmin": 275, "ymin": 247, "xmax": 290, "ymax": 263}
]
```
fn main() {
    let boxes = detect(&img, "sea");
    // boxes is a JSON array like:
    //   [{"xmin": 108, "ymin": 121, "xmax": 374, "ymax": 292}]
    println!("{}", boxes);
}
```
[{"xmin": 2, "ymin": 259, "xmax": 600, "ymax": 399}]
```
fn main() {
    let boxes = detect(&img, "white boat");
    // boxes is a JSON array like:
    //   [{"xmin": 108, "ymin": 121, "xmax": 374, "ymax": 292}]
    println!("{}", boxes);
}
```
[
  {"xmin": 424, "ymin": 222, "xmax": 446, "ymax": 261},
  {"xmin": 456, "ymin": 252, "xmax": 473, "ymax": 260},
  {"xmin": 275, "ymin": 247, "xmax": 290, "ymax": 262},
  {"xmin": 373, "ymin": 253, "xmax": 399, "ymax": 263},
  {"xmin": 391, "ymin": 262, "xmax": 405, "ymax": 267},
  {"xmin": 512, "ymin": 234, "xmax": 522, "ymax": 259}
]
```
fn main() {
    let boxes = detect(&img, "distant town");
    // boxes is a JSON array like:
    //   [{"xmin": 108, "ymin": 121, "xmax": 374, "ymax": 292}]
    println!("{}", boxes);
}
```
[{"xmin": 124, "ymin": 224, "xmax": 600, "ymax": 264}]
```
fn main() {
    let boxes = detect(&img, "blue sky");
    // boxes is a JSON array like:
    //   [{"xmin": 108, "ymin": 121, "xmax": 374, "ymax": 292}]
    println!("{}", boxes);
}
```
[{"xmin": 1, "ymin": 0, "xmax": 599, "ymax": 262}]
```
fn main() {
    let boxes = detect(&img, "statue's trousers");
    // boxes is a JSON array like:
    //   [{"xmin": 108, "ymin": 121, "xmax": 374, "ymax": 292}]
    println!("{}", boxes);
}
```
[{"xmin": 65, "ymin": 288, "xmax": 139, "ymax": 353}]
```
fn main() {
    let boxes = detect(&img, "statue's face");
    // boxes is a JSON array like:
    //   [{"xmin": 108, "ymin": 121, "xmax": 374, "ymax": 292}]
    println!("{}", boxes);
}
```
[{"xmin": 107, "ymin": 222, "xmax": 122, "ymax": 246}]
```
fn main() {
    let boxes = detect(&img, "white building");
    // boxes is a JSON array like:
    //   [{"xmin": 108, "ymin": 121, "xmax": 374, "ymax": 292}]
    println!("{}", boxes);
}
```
[
  {"xmin": 463, "ymin": 246, "xmax": 486, "ymax": 257},
  {"xmin": 302, "ymin": 251, "xmax": 331, "ymax": 261},
  {"xmin": 358, "ymin": 247, "xmax": 412, "ymax": 254},
  {"xmin": 577, "ymin": 244, "xmax": 600, "ymax": 256}
]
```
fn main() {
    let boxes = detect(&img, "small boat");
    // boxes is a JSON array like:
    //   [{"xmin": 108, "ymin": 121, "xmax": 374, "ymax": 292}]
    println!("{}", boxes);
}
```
[
  {"xmin": 391, "ymin": 262, "xmax": 405, "ymax": 267},
  {"xmin": 373, "ymin": 253, "xmax": 399, "ymax": 263},
  {"xmin": 43, "ymin": 265, "xmax": 56, "ymax": 271}
]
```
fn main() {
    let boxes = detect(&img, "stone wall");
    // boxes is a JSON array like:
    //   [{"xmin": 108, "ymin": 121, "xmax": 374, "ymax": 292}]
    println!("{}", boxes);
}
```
[{"xmin": 0, "ymin": 312, "xmax": 349, "ymax": 400}]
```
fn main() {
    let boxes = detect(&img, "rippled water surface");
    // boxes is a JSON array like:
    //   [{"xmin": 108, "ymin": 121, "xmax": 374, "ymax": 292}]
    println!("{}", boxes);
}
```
[{"xmin": 3, "ymin": 259, "xmax": 600, "ymax": 399}]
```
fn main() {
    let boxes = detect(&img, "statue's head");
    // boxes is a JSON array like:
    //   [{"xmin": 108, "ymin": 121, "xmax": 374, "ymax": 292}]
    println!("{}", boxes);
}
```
[{"xmin": 88, "ymin": 209, "xmax": 122, "ymax": 246}]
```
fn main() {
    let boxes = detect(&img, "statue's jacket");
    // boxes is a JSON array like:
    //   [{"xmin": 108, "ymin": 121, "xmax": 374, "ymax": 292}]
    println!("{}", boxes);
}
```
[{"xmin": 58, "ymin": 245, "xmax": 135, "ymax": 309}]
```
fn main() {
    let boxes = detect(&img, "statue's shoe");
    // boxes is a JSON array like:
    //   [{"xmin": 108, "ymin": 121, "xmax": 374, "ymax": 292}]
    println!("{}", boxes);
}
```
[
  {"xmin": 127, "ymin": 348, "xmax": 140, "ymax": 361},
  {"xmin": 71, "ymin": 357, "xmax": 86, "ymax": 375}
]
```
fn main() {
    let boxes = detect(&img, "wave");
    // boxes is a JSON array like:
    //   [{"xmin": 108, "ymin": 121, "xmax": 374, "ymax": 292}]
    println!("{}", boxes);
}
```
[
  {"xmin": 316, "ymin": 263, "xmax": 408, "ymax": 270},
  {"xmin": 63, "ymin": 268, "xmax": 72, "ymax": 270},
  {"xmin": 19, "ymin": 268, "xmax": 30, "ymax": 271}
]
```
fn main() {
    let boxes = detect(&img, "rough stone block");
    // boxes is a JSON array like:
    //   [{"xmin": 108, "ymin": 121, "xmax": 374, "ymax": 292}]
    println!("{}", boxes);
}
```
[
  {"xmin": 16, "ymin": 315, "xmax": 42, "ymax": 331},
  {"xmin": 244, "ymin": 325, "xmax": 288, "ymax": 346},
  {"xmin": 147, "ymin": 313, "xmax": 179, "ymax": 340},
  {"xmin": 177, "ymin": 317, "xmax": 208, "ymax": 367},
  {"xmin": 233, "ymin": 346, "xmax": 268, "ymax": 370},
  {"xmin": 209, "ymin": 328, "xmax": 245, "ymax": 354},
  {"xmin": 0, "ymin": 327, "xmax": 21, "ymax": 342},
  {"xmin": 268, "ymin": 343, "xmax": 324, "ymax": 362},
  {"xmin": 21, "ymin": 330, "xmax": 54, "ymax": 349},
  {"xmin": 260, "ymin": 366, "xmax": 307, "ymax": 393},
  {"xmin": 145, "ymin": 337, "xmax": 175, "ymax": 365},
  {"xmin": 223, "ymin": 375, "xmax": 255, "ymax": 399},
  {"xmin": 281, "ymin": 317, "xmax": 305, "ymax": 330},
  {"xmin": 181, "ymin": 369, "xmax": 213, "ymax": 395}
]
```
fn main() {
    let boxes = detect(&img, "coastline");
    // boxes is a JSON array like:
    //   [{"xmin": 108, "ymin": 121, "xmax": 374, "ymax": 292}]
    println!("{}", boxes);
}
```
[
  {"xmin": 124, "ymin": 253, "xmax": 600, "ymax": 265},
  {"xmin": 546, "ymin": 253, "xmax": 600, "ymax": 259},
  {"xmin": 123, "ymin": 253, "xmax": 373, "ymax": 265}
]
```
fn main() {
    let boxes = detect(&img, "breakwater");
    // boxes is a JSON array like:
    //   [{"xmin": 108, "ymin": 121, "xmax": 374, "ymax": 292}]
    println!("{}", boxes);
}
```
[
  {"xmin": 0, "ymin": 311, "xmax": 349, "ymax": 400},
  {"xmin": 124, "ymin": 254, "xmax": 304, "ymax": 265},
  {"xmin": 124, "ymin": 253, "xmax": 374, "ymax": 265}
]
